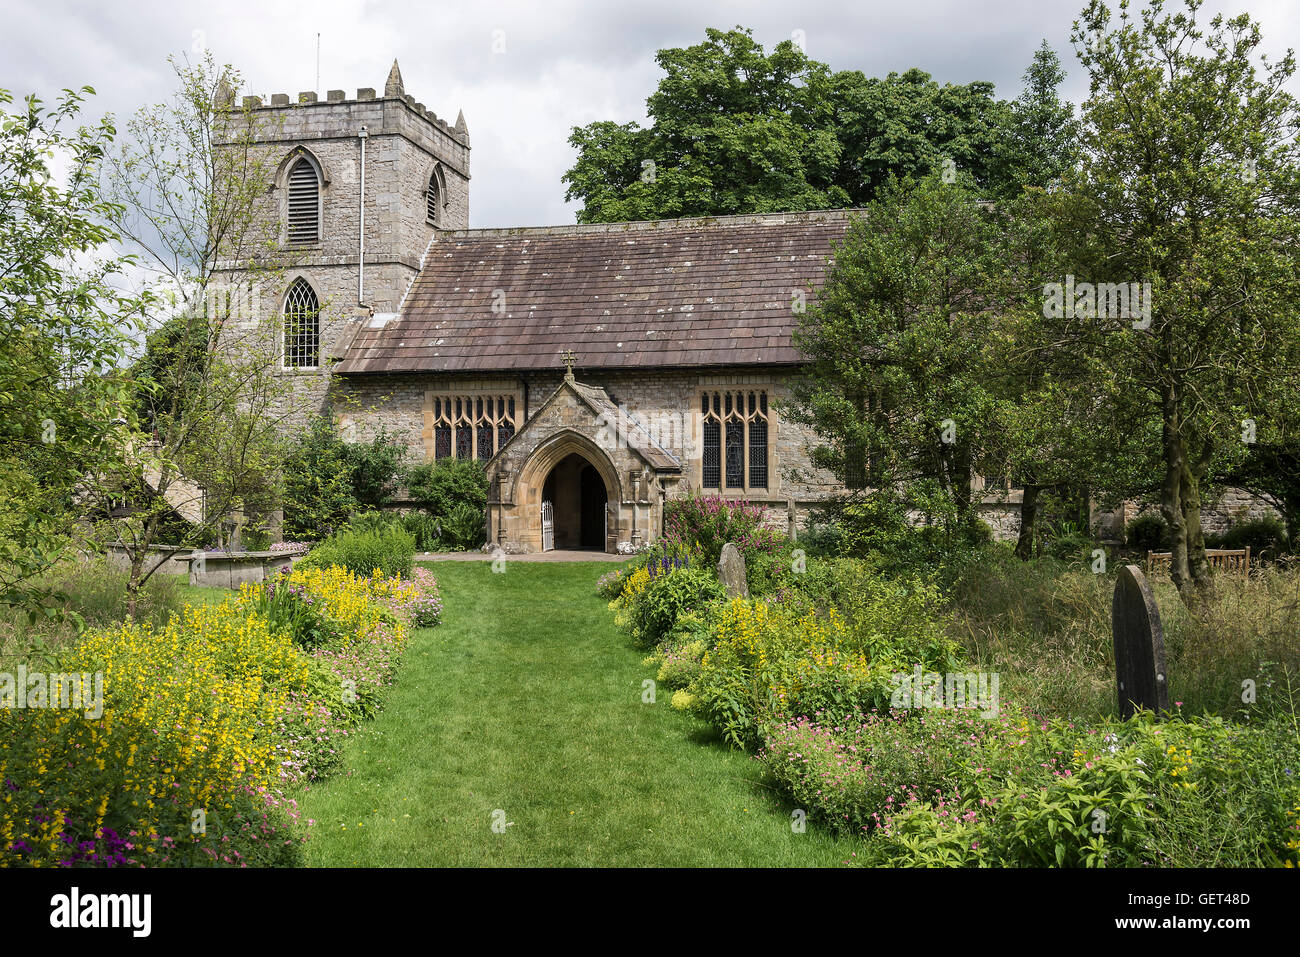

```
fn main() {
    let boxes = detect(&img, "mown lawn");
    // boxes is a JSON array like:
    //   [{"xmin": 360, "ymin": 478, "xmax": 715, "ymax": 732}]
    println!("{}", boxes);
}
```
[{"xmin": 298, "ymin": 561, "xmax": 862, "ymax": 866}]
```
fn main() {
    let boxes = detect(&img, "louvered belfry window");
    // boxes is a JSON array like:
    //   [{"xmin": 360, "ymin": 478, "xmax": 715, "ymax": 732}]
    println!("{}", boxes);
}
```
[
  {"xmin": 287, "ymin": 158, "xmax": 320, "ymax": 244},
  {"xmin": 700, "ymin": 389, "xmax": 770, "ymax": 491},
  {"xmin": 282, "ymin": 279, "xmax": 320, "ymax": 368}
]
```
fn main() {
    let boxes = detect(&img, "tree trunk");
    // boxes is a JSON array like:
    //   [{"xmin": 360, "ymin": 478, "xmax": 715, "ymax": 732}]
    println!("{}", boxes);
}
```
[
  {"xmin": 1015, "ymin": 482, "xmax": 1040, "ymax": 560},
  {"xmin": 1180, "ymin": 456, "xmax": 1210, "ymax": 591},
  {"xmin": 1160, "ymin": 392, "xmax": 1193, "ymax": 597},
  {"xmin": 951, "ymin": 441, "xmax": 975, "ymax": 525},
  {"xmin": 126, "ymin": 552, "xmax": 144, "ymax": 622}
]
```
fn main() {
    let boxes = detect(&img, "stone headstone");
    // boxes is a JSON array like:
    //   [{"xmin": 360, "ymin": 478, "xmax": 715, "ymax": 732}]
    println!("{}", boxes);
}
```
[
  {"xmin": 717, "ymin": 542, "xmax": 748, "ymax": 599},
  {"xmin": 1112, "ymin": 564, "xmax": 1169, "ymax": 719}
]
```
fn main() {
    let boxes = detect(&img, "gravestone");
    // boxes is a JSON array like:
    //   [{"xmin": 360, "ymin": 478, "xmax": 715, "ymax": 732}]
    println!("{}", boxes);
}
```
[
  {"xmin": 1112, "ymin": 563, "xmax": 1169, "ymax": 719},
  {"xmin": 717, "ymin": 542, "xmax": 748, "ymax": 599}
]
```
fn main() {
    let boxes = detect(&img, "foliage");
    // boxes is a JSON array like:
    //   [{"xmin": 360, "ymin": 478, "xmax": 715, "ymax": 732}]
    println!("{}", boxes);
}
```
[
  {"xmin": 562, "ymin": 27, "xmax": 1035, "ymax": 222},
  {"xmin": 399, "ymin": 512, "xmax": 443, "ymax": 551},
  {"xmin": 1220, "ymin": 440, "xmax": 1300, "ymax": 545},
  {"xmin": 0, "ymin": 86, "xmax": 142, "ymax": 614},
  {"xmin": 405, "ymin": 458, "xmax": 489, "ymax": 550},
  {"xmin": 0, "ymin": 564, "xmax": 419, "ymax": 866},
  {"xmin": 684, "ymin": 573, "xmax": 959, "ymax": 748},
  {"xmin": 948, "ymin": 547, "xmax": 1300, "ymax": 722},
  {"xmin": 0, "ymin": 557, "xmax": 188, "ymax": 655},
  {"xmin": 1054, "ymin": 0, "xmax": 1300, "ymax": 594},
  {"xmin": 787, "ymin": 175, "xmax": 1008, "ymax": 531},
  {"xmin": 662, "ymin": 492, "xmax": 778, "ymax": 566},
  {"xmin": 1214, "ymin": 517, "xmax": 1289, "ymax": 558},
  {"xmin": 625, "ymin": 565, "xmax": 726, "ymax": 650},
  {"xmin": 298, "ymin": 524, "xmax": 415, "ymax": 581},
  {"xmin": 990, "ymin": 40, "xmax": 1079, "ymax": 196},
  {"xmin": 340, "ymin": 428, "xmax": 409, "ymax": 511},
  {"xmin": 246, "ymin": 570, "xmax": 345, "ymax": 651},
  {"xmin": 762, "ymin": 700, "xmax": 1300, "ymax": 869},
  {"xmin": 282, "ymin": 415, "xmax": 358, "ymax": 541},
  {"xmin": 595, "ymin": 568, "xmax": 629, "ymax": 600},
  {"xmin": 89, "ymin": 51, "xmax": 302, "ymax": 615},
  {"xmin": 386, "ymin": 566, "xmax": 443, "ymax": 628},
  {"xmin": 1126, "ymin": 513, "xmax": 1169, "ymax": 550}
]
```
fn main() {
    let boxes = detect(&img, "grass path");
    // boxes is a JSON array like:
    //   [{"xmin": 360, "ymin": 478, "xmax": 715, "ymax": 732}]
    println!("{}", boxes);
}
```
[{"xmin": 299, "ymin": 561, "xmax": 861, "ymax": 866}]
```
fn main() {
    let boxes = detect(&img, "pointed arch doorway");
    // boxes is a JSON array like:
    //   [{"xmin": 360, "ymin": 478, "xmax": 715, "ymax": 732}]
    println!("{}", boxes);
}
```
[{"xmin": 541, "ymin": 452, "xmax": 609, "ymax": 550}]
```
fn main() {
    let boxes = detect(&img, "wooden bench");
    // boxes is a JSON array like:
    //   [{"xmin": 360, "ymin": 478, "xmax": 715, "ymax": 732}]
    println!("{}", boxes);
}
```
[{"xmin": 1146, "ymin": 547, "xmax": 1250, "ymax": 577}]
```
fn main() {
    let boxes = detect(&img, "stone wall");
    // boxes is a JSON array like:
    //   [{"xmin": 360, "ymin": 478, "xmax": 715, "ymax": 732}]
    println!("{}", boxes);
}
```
[
  {"xmin": 332, "ymin": 365, "xmax": 844, "ymax": 512},
  {"xmin": 213, "ymin": 79, "xmax": 470, "ymax": 431}
]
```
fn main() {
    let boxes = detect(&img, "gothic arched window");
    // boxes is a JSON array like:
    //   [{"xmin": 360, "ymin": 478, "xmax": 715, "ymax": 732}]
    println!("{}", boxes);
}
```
[
  {"xmin": 426, "ymin": 165, "xmax": 446, "ymax": 226},
  {"xmin": 286, "ymin": 157, "xmax": 321, "ymax": 244},
  {"xmin": 283, "ymin": 278, "xmax": 320, "ymax": 369}
]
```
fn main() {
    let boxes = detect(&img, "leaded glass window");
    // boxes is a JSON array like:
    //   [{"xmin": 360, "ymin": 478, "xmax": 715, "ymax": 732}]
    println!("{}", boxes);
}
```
[
  {"xmin": 282, "ymin": 278, "xmax": 319, "ymax": 369},
  {"xmin": 699, "ymin": 388, "xmax": 770, "ymax": 491},
  {"xmin": 425, "ymin": 390, "xmax": 522, "ymax": 462}
]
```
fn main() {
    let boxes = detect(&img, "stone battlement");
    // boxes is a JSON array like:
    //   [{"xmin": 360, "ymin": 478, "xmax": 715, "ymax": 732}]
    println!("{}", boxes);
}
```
[
  {"xmin": 223, "ymin": 59, "xmax": 468, "ymax": 147},
  {"xmin": 236, "ymin": 90, "xmax": 466, "ymax": 146}
]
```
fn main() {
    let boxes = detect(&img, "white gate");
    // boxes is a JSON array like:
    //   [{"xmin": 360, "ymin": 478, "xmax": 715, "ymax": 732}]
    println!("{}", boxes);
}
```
[{"xmin": 541, "ymin": 499, "xmax": 554, "ymax": 551}]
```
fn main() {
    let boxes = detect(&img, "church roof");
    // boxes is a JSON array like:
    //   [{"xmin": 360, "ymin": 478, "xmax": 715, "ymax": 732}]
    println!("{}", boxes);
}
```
[
  {"xmin": 334, "ymin": 208, "xmax": 855, "ymax": 375},
  {"xmin": 568, "ymin": 379, "xmax": 681, "ymax": 471}
]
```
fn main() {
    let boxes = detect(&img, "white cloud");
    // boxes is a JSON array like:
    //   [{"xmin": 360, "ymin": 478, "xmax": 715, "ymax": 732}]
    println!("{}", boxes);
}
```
[{"xmin": 4, "ymin": 0, "xmax": 1297, "ymax": 229}]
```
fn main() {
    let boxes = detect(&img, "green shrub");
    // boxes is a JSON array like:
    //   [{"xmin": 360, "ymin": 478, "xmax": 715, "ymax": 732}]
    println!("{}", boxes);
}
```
[
  {"xmin": 627, "ymin": 565, "xmax": 727, "ymax": 649},
  {"xmin": 822, "ymin": 493, "xmax": 980, "ymax": 575},
  {"xmin": 1126, "ymin": 513, "xmax": 1169, "ymax": 549},
  {"xmin": 283, "ymin": 416, "xmax": 412, "ymax": 542},
  {"xmin": 686, "ymin": 574, "xmax": 960, "ymax": 748},
  {"xmin": 406, "ymin": 458, "xmax": 489, "ymax": 550},
  {"xmin": 299, "ymin": 524, "xmax": 415, "ymax": 579},
  {"xmin": 440, "ymin": 502, "xmax": 487, "ymax": 551},
  {"xmin": 342, "ymin": 427, "xmax": 409, "ymax": 509},
  {"xmin": 662, "ymin": 493, "xmax": 778, "ymax": 566},
  {"xmin": 283, "ymin": 415, "xmax": 360, "ymax": 540},
  {"xmin": 400, "ymin": 512, "xmax": 443, "ymax": 551},
  {"xmin": 1218, "ymin": 516, "xmax": 1288, "ymax": 557},
  {"xmin": 1047, "ymin": 533, "xmax": 1095, "ymax": 564}
]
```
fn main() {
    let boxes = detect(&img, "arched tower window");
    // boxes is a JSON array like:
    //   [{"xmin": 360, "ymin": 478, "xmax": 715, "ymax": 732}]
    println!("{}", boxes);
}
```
[
  {"xmin": 283, "ymin": 278, "xmax": 320, "ymax": 369},
  {"xmin": 427, "ymin": 165, "xmax": 446, "ymax": 226},
  {"xmin": 286, "ymin": 158, "xmax": 321, "ymax": 244}
]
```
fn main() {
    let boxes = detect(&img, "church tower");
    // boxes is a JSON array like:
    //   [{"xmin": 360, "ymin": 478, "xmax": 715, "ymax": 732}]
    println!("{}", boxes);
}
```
[{"xmin": 214, "ymin": 60, "xmax": 470, "ymax": 419}]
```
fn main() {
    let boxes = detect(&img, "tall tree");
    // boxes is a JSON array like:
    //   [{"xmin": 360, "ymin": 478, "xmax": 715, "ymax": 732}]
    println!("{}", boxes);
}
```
[
  {"xmin": 93, "ymin": 51, "xmax": 298, "ymax": 616},
  {"xmin": 562, "ymin": 27, "xmax": 1015, "ymax": 222},
  {"xmin": 1062, "ymin": 0, "xmax": 1300, "ymax": 596},
  {"xmin": 982, "ymin": 190, "xmax": 1158, "ymax": 558},
  {"xmin": 787, "ymin": 174, "xmax": 1005, "ymax": 534},
  {"xmin": 992, "ymin": 41, "xmax": 1079, "ymax": 195},
  {"xmin": 832, "ymin": 67, "xmax": 1012, "ymax": 203},
  {"xmin": 0, "ymin": 86, "xmax": 142, "ymax": 614}
]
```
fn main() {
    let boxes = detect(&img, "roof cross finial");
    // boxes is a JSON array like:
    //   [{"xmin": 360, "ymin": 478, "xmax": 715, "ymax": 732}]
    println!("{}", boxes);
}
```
[{"xmin": 561, "ymin": 349, "xmax": 578, "ymax": 380}]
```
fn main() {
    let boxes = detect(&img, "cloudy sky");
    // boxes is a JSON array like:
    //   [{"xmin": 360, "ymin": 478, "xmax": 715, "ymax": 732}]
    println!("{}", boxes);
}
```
[{"xmin": 4, "ymin": 0, "xmax": 1298, "ymax": 228}]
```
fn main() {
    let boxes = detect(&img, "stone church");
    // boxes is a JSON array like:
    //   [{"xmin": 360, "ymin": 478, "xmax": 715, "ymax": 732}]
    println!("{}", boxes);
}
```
[{"xmin": 216, "ymin": 62, "xmax": 1273, "ymax": 553}]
